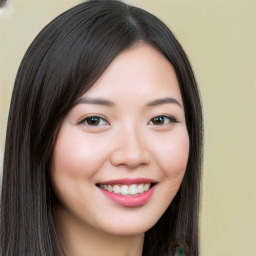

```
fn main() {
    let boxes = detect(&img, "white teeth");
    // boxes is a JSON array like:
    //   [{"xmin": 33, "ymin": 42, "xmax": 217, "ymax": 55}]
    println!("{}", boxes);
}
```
[
  {"xmin": 113, "ymin": 185, "xmax": 121, "ymax": 194},
  {"xmin": 129, "ymin": 184, "xmax": 137, "ymax": 195},
  {"xmin": 107, "ymin": 185, "xmax": 113, "ymax": 192},
  {"xmin": 120, "ymin": 185, "xmax": 129, "ymax": 195},
  {"xmin": 99, "ymin": 183, "xmax": 152, "ymax": 195},
  {"xmin": 137, "ymin": 184, "xmax": 144, "ymax": 194},
  {"xmin": 144, "ymin": 183, "xmax": 150, "ymax": 191}
]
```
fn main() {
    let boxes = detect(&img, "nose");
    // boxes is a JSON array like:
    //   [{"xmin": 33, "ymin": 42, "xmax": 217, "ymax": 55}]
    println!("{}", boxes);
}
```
[{"xmin": 110, "ymin": 127, "xmax": 151, "ymax": 169}]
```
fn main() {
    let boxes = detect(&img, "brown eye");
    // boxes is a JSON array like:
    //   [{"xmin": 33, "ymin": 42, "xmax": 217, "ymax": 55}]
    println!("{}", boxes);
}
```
[
  {"xmin": 83, "ymin": 116, "xmax": 107, "ymax": 126},
  {"xmin": 149, "ymin": 115, "xmax": 177, "ymax": 126},
  {"xmin": 151, "ymin": 116, "xmax": 165, "ymax": 125}
]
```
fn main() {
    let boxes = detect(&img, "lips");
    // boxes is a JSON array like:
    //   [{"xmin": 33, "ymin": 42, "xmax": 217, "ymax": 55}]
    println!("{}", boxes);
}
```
[{"xmin": 96, "ymin": 178, "xmax": 157, "ymax": 207}]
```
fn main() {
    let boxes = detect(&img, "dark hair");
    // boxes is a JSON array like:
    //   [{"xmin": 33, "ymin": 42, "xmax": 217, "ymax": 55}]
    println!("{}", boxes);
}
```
[{"xmin": 1, "ymin": 0, "xmax": 203, "ymax": 255}]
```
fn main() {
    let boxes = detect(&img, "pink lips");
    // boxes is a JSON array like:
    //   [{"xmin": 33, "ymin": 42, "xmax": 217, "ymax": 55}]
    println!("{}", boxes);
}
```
[{"xmin": 97, "ymin": 178, "xmax": 157, "ymax": 208}]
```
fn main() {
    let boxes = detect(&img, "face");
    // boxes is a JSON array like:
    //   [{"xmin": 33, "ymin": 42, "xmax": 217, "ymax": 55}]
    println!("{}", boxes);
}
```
[{"xmin": 52, "ymin": 44, "xmax": 189, "ymax": 237}]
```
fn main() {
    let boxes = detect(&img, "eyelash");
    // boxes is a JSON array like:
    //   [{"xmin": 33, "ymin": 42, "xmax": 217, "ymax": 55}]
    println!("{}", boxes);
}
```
[
  {"xmin": 79, "ymin": 115, "xmax": 109, "ymax": 127},
  {"xmin": 148, "ymin": 115, "xmax": 178, "ymax": 126},
  {"xmin": 79, "ymin": 115, "xmax": 178, "ymax": 127}
]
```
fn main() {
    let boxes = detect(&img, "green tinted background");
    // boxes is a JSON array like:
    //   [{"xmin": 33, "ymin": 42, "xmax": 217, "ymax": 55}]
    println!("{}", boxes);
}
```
[{"xmin": 0, "ymin": 1, "xmax": 255, "ymax": 255}]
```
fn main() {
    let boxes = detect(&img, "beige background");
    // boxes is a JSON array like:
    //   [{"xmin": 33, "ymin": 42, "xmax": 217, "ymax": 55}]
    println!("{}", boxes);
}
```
[{"xmin": 0, "ymin": 1, "xmax": 255, "ymax": 255}]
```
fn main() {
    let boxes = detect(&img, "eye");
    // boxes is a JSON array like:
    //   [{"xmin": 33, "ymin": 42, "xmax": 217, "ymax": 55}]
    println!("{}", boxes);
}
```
[
  {"xmin": 80, "ymin": 116, "xmax": 108, "ymax": 127},
  {"xmin": 148, "ymin": 115, "xmax": 177, "ymax": 125}
]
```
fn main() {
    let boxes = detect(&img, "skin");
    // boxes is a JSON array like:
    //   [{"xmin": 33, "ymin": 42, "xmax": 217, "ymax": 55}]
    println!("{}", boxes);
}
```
[{"xmin": 52, "ymin": 44, "xmax": 189, "ymax": 256}]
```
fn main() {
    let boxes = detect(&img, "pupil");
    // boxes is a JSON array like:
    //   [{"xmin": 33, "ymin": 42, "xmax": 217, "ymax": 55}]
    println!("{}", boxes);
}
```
[
  {"xmin": 87, "ymin": 117, "xmax": 99, "ymax": 125},
  {"xmin": 153, "ymin": 116, "xmax": 164, "ymax": 125}
]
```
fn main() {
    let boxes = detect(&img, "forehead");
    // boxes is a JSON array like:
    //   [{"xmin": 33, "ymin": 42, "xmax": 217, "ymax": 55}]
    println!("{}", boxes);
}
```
[{"xmin": 81, "ymin": 44, "xmax": 183, "ymax": 106}]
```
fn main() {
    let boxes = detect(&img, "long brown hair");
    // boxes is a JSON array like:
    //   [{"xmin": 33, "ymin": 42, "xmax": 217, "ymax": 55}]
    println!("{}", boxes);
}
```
[{"xmin": 1, "ymin": 1, "xmax": 203, "ymax": 255}]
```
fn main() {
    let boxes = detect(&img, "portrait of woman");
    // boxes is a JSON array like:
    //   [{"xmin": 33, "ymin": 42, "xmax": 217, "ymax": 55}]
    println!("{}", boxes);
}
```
[{"xmin": 0, "ymin": 0, "xmax": 203, "ymax": 255}]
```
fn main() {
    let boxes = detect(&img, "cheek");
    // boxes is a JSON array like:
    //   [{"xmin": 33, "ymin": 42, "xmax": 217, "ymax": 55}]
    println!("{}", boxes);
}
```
[
  {"xmin": 51, "ymin": 125, "xmax": 111, "ymax": 210},
  {"xmin": 52, "ymin": 125, "xmax": 109, "ymax": 178},
  {"xmin": 156, "ymin": 128, "xmax": 190, "ymax": 180}
]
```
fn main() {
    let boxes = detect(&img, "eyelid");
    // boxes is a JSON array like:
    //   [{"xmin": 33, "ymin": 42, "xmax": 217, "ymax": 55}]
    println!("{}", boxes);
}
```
[
  {"xmin": 78, "ymin": 115, "xmax": 109, "ymax": 127},
  {"xmin": 148, "ymin": 114, "xmax": 179, "ymax": 125}
]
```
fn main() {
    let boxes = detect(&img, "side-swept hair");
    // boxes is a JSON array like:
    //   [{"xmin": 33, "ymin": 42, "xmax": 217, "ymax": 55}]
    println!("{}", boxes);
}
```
[{"xmin": 1, "ymin": 1, "xmax": 203, "ymax": 255}]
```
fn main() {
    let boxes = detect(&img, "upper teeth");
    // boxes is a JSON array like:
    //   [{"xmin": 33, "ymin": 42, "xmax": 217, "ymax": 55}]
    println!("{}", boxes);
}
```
[{"xmin": 99, "ymin": 183, "xmax": 151, "ymax": 195}]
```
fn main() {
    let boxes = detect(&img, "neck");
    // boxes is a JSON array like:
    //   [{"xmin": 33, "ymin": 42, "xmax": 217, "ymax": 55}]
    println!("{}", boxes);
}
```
[{"xmin": 55, "ymin": 205, "xmax": 144, "ymax": 256}]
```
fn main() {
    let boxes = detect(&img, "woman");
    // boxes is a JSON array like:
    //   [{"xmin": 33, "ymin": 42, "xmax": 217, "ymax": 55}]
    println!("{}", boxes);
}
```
[{"xmin": 0, "ymin": 0, "xmax": 203, "ymax": 255}]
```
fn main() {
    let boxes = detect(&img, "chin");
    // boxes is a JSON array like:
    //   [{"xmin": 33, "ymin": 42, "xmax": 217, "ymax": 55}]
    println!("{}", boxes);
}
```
[{"xmin": 96, "ymin": 210, "xmax": 162, "ymax": 237}]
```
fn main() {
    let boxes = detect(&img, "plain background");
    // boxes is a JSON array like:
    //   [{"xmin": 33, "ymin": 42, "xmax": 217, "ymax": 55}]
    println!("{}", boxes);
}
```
[{"xmin": 0, "ymin": 1, "xmax": 255, "ymax": 255}]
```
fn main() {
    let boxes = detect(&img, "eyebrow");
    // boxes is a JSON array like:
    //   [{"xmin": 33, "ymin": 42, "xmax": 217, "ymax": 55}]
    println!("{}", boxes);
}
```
[
  {"xmin": 76, "ymin": 97, "xmax": 114, "ymax": 106},
  {"xmin": 147, "ymin": 97, "xmax": 182, "ymax": 108},
  {"xmin": 76, "ymin": 96, "xmax": 182, "ymax": 108}
]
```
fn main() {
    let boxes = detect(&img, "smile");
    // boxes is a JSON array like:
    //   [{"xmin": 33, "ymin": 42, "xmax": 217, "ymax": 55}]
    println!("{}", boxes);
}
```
[
  {"xmin": 99, "ymin": 183, "xmax": 151, "ymax": 196},
  {"xmin": 97, "ymin": 179, "xmax": 157, "ymax": 207}
]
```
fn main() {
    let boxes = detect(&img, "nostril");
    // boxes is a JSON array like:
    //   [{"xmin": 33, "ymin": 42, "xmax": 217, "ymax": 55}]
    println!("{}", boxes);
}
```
[{"xmin": 110, "ymin": 149, "xmax": 151, "ymax": 168}]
